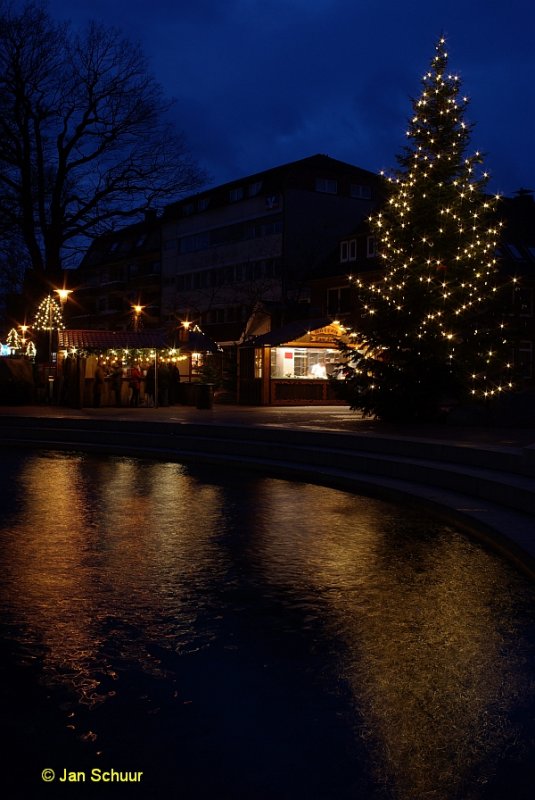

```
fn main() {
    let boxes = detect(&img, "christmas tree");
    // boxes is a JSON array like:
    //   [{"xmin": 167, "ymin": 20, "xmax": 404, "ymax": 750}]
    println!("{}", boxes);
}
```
[
  {"xmin": 338, "ymin": 37, "xmax": 512, "ymax": 422},
  {"xmin": 33, "ymin": 296, "xmax": 65, "ymax": 332},
  {"xmin": 6, "ymin": 328, "xmax": 21, "ymax": 350}
]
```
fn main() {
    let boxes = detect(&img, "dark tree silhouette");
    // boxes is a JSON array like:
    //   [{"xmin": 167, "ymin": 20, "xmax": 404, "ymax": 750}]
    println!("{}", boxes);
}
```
[{"xmin": 0, "ymin": 1, "xmax": 205, "ymax": 280}]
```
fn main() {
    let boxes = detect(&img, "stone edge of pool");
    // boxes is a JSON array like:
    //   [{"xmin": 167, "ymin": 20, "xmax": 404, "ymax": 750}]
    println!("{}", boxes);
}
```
[{"xmin": 1, "ymin": 414, "xmax": 534, "ymax": 580}]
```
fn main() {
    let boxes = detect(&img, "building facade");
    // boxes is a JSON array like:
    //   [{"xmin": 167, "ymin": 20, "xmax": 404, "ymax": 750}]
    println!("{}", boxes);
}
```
[
  {"xmin": 71, "ymin": 212, "xmax": 162, "ymax": 331},
  {"xmin": 159, "ymin": 154, "xmax": 384, "ymax": 344}
]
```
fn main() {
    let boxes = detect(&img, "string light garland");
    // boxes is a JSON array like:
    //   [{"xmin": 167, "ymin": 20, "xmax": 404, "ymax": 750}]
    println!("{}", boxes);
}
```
[{"xmin": 338, "ymin": 36, "xmax": 513, "ymax": 421}]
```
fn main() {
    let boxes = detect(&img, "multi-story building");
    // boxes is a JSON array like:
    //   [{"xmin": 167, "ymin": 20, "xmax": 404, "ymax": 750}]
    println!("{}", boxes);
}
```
[
  {"xmin": 160, "ymin": 154, "xmax": 384, "ymax": 344},
  {"xmin": 70, "ymin": 212, "xmax": 162, "ymax": 331},
  {"xmin": 499, "ymin": 190, "xmax": 535, "ymax": 386}
]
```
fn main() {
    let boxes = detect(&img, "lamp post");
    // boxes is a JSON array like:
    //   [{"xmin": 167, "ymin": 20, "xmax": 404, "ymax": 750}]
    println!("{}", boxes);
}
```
[
  {"xmin": 50, "ymin": 288, "xmax": 72, "ymax": 401},
  {"xmin": 19, "ymin": 324, "xmax": 29, "ymax": 347},
  {"xmin": 132, "ymin": 304, "xmax": 144, "ymax": 332}
]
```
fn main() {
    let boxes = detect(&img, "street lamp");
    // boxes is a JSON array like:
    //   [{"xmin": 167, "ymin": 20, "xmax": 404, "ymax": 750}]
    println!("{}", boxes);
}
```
[
  {"xmin": 19, "ymin": 324, "xmax": 29, "ymax": 346},
  {"xmin": 132, "ymin": 304, "xmax": 144, "ymax": 332},
  {"xmin": 55, "ymin": 288, "xmax": 73, "ymax": 305},
  {"xmin": 49, "ymin": 288, "xmax": 72, "ymax": 400}
]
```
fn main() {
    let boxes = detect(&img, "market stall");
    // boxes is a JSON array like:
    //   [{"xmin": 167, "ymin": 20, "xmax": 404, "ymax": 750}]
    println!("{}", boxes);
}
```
[{"xmin": 238, "ymin": 319, "xmax": 349, "ymax": 405}]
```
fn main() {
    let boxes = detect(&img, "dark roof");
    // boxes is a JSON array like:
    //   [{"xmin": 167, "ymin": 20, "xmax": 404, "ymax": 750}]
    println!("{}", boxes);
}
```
[
  {"xmin": 249, "ymin": 317, "xmax": 335, "ymax": 346},
  {"xmin": 162, "ymin": 154, "xmax": 383, "ymax": 220},
  {"xmin": 58, "ymin": 329, "xmax": 168, "ymax": 350},
  {"xmin": 174, "ymin": 329, "xmax": 220, "ymax": 353}
]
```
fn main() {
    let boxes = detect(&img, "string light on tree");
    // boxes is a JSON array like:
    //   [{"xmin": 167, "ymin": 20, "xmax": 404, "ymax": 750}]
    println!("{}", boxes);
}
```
[
  {"xmin": 33, "ymin": 295, "xmax": 65, "ymax": 332},
  {"xmin": 337, "ymin": 36, "xmax": 512, "ymax": 422},
  {"xmin": 6, "ymin": 328, "xmax": 21, "ymax": 351}
]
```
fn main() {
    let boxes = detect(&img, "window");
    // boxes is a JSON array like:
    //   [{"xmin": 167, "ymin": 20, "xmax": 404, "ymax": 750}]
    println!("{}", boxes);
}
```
[
  {"xmin": 197, "ymin": 197, "xmax": 210, "ymax": 211},
  {"xmin": 254, "ymin": 349, "xmax": 263, "ymax": 378},
  {"xmin": 248, "ymin": 181, "xmax": 262, "ymax": 197},
  {"xmin": 506, "ymin": 244, "xmax": 524, "ymax": 261},
  {"xmin": 179, "ymin": 232, "xmax": 210, "ymax": 254},
  {"xmin": 270, "ymin": 347, "xmax": 341, "ymax": 379},
  {"xmin": 192, "ymin": 271, "xmax": 208, "ymax": 289},
  {"xmin": 350, "ymin": 184, "xmax": 372, "ymax": 200},
  {"xmin": 340, "ymin": 240, "xmax": 356, "ymax": 262},
  {"xmin": 327, "ymin": 287, "xmax": 352, "ymax": 315},
  {"xmin": 315, "ymin": 178, "xmax": 338, "ymax": 194},
  {"xmin": 229, "ymin": 187, "xmax": 244, "ymax": 202},
  {"xmin": 515, "ymin": 287, "xmax": 533, "ymax": 317},
  {"xmin": 265, "ymin": 195, "xmax": 280, "ymax": 209},
  {"xmin": 206, "ymin": 308, "xmax": 224, "ymax": 324},
  {"xmin": 367, "ymin": 236, "xmax": 377, "ymax": 257},
  {"xmin": 518, "ymin": 341, "xmax": 533, "ymax": 379}
]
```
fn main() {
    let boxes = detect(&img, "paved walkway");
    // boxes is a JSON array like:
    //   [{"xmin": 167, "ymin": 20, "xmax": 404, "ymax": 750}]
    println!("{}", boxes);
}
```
[{"xmin": 1, "ymin": 402, "xmax": 535, "ymax": 448}]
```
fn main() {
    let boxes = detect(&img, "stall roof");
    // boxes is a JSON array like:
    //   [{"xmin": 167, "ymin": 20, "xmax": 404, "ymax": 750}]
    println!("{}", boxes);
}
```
[
  {"xmin": 174, "ymin": 330, "xmax": 221, "ymax": 354},
  {"xmin": 249, "ymin": 318, "xmax": 337, "ymax": 347},
  {"xmin": 58, "ymin": 329, "xmax": 168, "ymax": 350}
]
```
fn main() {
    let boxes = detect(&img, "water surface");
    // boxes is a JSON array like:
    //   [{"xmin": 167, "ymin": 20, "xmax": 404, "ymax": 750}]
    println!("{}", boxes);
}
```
[{"xmin": 1, "ymin": 450, "xmax": 534, "ymax": 799}]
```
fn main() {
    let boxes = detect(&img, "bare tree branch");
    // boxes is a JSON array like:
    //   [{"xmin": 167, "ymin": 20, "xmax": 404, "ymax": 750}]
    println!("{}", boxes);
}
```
[{"xmin": 0, "ymin": 2, "xmax": 205, "ymax": 276}]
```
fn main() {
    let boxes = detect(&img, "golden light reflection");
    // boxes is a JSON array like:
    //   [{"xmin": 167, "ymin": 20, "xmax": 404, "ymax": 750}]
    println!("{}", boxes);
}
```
[
  {"xmin": 1, "ymin": 454, "xmax": 228, "ymax": 728},
  {"xmin": 1, "ymin": 460, "xmax": 531, "ymax": 795},
  {"xmin": 246, "ymin": 480, "xmax": 531, "ymax": 799}
]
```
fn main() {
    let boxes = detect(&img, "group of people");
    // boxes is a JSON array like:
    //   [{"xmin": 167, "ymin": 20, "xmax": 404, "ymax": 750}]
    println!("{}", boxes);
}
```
[
  {"xmin": 93, "ymin": 361, "xmax": 180, "ymax": 408},
  {"xmin": 143, "ymin": 362, "xmax": 181, "ymax": 407}
]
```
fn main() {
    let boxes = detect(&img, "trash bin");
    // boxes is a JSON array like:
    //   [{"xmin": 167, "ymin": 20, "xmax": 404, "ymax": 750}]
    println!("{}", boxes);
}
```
[{"xmin": 196, "ymin": 383, "xmax": 214, "ymax": 409}]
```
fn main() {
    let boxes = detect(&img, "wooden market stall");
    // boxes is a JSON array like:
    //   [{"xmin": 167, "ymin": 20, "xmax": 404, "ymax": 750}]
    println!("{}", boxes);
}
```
[
  {"xmin": 57, "ymin": 329, "xmax": 171, "ymax": 407},
  {"xmin": 238, "ymin": 319, "xmax": 350, "ymax": 405},
  {"xmin": 57, "ymin": 328, "xmax": 220, "ymax": 408}
]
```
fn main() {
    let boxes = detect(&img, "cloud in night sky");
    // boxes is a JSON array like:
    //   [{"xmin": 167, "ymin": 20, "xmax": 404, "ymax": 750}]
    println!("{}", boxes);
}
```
[{"xmin": 44, "ymin": 0, "xmax": 535, "ymax": 196}]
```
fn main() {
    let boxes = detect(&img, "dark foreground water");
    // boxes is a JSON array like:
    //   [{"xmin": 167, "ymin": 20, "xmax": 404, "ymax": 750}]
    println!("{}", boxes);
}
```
[{"xmin": 0, "ymin": 450, "xmax": 534, "ymax": 800}]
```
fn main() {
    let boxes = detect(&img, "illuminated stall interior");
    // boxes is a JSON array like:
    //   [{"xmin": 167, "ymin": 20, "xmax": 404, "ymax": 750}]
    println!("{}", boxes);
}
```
[{"xmin": 238, "ymin": 319, "xmax": 350, "ymax": 405}]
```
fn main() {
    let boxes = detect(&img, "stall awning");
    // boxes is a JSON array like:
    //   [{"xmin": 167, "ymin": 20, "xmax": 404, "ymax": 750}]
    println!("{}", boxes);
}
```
[{"xmin": 58, "ymin": 329, "xmax": 168, "ymax": 350}]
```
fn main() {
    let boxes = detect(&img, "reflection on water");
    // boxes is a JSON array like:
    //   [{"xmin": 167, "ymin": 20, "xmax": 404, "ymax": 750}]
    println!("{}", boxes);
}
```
[{"xmin": 0, "ymin": 451, "xmax": 534, "ymax": 799}]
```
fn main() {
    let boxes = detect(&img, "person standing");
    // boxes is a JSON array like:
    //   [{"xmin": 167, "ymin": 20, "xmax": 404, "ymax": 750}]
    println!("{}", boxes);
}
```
[
  {"xmin": 145, "ymin": 363, "xmax": 155, "ymax": 407},
  {"xmin": 93, "ymin": 361, "xmax": 105, "ymax": 408},
  {"xmin": 111, "ymin": 363, "xmax": 123, "ymax": 407},
  {"xmin": 129, "ymin": 364, "xmax": 142, "ymax": 408}
]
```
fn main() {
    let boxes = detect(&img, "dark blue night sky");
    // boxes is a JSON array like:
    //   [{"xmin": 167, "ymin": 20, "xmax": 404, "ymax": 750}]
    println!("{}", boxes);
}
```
[{"xmin": 46, "ymin": 0, "xmax": 535, "ymax": 197}]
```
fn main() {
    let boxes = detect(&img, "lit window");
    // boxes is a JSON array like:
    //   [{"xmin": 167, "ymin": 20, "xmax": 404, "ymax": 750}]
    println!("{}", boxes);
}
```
[{"xmin": 254, "ymin": 348, "xmax": 263, "ymax": 378}]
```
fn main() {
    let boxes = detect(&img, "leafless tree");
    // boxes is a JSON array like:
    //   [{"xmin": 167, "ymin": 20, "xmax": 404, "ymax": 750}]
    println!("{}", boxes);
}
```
[{"xmin": 0, "ymin": 1, "xmax": 205, "ymax": 278}]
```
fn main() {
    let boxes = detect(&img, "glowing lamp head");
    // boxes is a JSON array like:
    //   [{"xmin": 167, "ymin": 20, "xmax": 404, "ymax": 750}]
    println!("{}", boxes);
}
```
[{"xmin": 55, "ymin": 288, "xmax": 72, "ymax": 303}]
